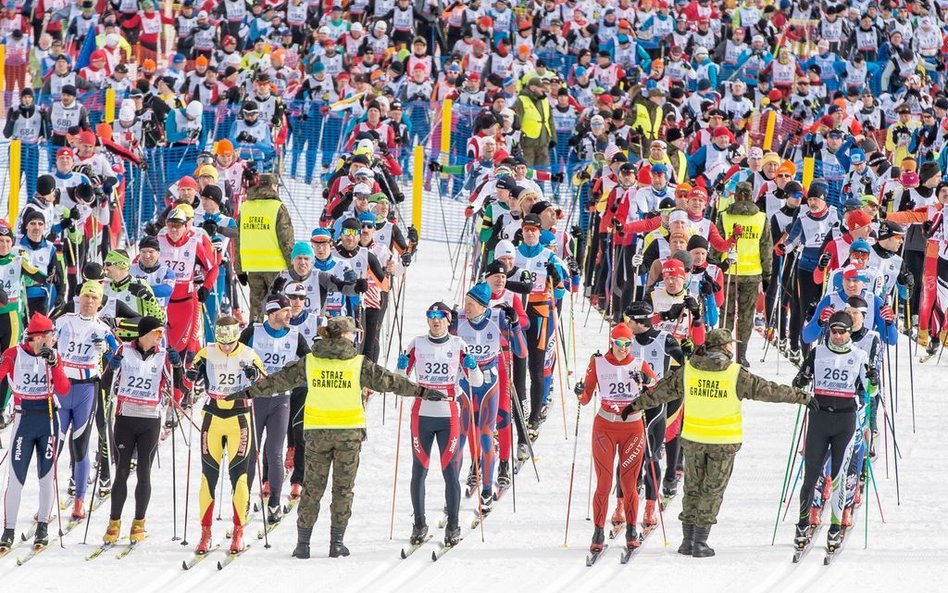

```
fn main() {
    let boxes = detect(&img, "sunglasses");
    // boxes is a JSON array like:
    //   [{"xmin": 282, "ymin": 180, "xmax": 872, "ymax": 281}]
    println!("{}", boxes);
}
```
[
  {"xmin": 361, "ymin": 222, "xmax": 375, "ymax": 228},
  {"xmin": 829, "ymin": 328, "xmax": 850, "ymax": 335},
  {"xmin": 311, "ymin": 238, "xmax": 331, "ymax": 244},
  {"xmin": 426, "ymin": 310, "xmax": 448, "ymax": 320},
  {"xmin": 612, "ymin": 339, "xmax": 632, "ymax": 348},
  {"xmin": 777, "ymin": 173, "xmax": 792, "ymax": 178},
  {"xmin": 341, "ymin": 228, "xmax": 361, "ymax": 236},
  {"xmin": 288, "ymin": 295, "xmax": 306, "ymax": 301}
]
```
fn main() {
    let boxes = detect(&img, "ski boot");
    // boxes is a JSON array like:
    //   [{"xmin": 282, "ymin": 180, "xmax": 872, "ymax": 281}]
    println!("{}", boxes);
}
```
[
  {"xmin": 261, "ymin": 481, "xmax": 271, "ymax": 498},
  {"xmin": 517, "ymin": 442, "xmax": 530, "ymax": 462},
  {"xmin": 98, "ymin": 476, "xmax": 112, "ymax": 497},
  {"xmin": 67, "ymin": 477, "xmax": 76, "ymax": 497},
  {"xmin": 610, "ymin": 497, "xmax": 625, "ymax": 529},
  {"xmin": 808, "ymin": 506, "xmax": 822, "ymax": 526},
  {"xmin": 72, "ymin": 498, "xmax": 86, "ymax": 520},
  {"xmin": 164, "ymin": 409, "xmax": 178, "ymax": 430},
  {"xmin": 284, "ymin": 447, "xmax": 295, "ymax": 471},
  {"xmin": 329, "ymin": 527, "xmax": 349, "ymax": 558},
  {"xmin": 229, "ymin": 524, "xmax": 245, "ymax": 554},
  {"xmin": 918, "ymin": 329, "xmax": 930, "ymax": 348},
  {"xmin": 0, "ymin": 528, "xmax": 15, "ymax": 550},
  {"xmin": 678, "ymin": 524, "xmax": 694, "ymax": 555},
  {"xmin": 788, "ymin": 349, "xmax": 803, "ymax": 366},
  {"xmin": 625, "ymin": 524, "xmax": 640, "ymax": 550},
  {"xmin": 821, "ymin": 477, "xmax": 831, "ymax": 505},
  {"xmin": 34, "ymin": 522, "xmax": 49, "ymax": 548},
  {"xmin": 130, "ymin": 519, "xmax": 146, "ymax": 543},
  {"xmin": 267, "ymin": 505, "xmax": 284, "ymax": 524},
  {"xmin": 479, "ymin": 490, "xmax": 494, "ymax": 514},
  {"xmin": 195, "ymin": 526, "xmax": 213, "ymax": 555},
  {"xmin": 444, "ymin": 525, "xmax": 461, "ymax": 548},
  {"xmin": 103, "ymin": 519, "xmax": 121, "ymax": 544},
  {"xmin": 643, "ymin": 500, "xmax": 658, "ymax": 526},
  {"xmin": 691, "ymin": 526, "xmax": 714, "ymax": 558},
  {"xmin": 827, "ymin": 524, "xmax": 842, "ymax": 551},
  {"xmin": 410, "ymin": 523, "xmax": 428, "ymax": 546},
  {"xmin": 793, "ymin": 524, "xmax": 810, "ymax": 549},
  {"xmin": 289, "ymin": 483, "xmax": 303, "ymax": 500},
  {"xmin": 589, "ymin": 525, "xmax": 605, "ymax": 553},
  {"xmin": 292, "ymin": 527, "xmax": 312, "ymax": 559},
  {"xmin": 465, "ymin": 464, "xmax": 478, "ymax": 491},
  {"xmin": 539, "ymin": 404, "xmax": 549, "ymax": 422},
  {"xmin": 736, "ymin": 344, "xmax": 750, "ymax": 368},
  {"xmin": 662, "ymin": 480, "xmax": 678, "ymax": 500},
  {"xmin": 497, "ymin": 461, "xmax": 511, "ymax": 490}
]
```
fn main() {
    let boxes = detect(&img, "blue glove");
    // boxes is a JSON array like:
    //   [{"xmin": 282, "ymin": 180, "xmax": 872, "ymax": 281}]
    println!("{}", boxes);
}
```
[
  {"xmin": 168, "ymin": 349, "xmax": 182, "ymax": 367},
  {"xmin": 109, "ymin": 354, "xmax": 123, "ymax": 370},
  {"xmin": 397, "ymin": 352, "xmax": 409, "ymax": 370},
  {"xmin": 463, "ymin": 354, "xmax": 477, "ymax": 369}
]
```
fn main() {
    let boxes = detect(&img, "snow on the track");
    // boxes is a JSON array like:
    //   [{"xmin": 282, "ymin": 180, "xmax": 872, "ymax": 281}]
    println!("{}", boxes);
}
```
[{"xmin": 0, "ymin": 239, "xmax": 942, "ymax": 593}]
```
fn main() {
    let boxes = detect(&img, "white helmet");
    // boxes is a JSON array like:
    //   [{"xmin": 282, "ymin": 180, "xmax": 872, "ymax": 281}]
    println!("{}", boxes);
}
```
[{"xmin": 185, "ymin": 101, "xmax": 203, "ymax": 120}]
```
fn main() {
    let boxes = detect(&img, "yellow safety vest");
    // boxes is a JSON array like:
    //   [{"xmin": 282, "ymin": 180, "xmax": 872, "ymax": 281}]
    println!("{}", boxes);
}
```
[
  {"xmin": 238, "ymin": 199, "xmax": 286, "ymax": 272},
  {"xmin": 720, "ymin": 209, "xmax": 766, "ymax": 276},
  {"xmin": 303, "ymin": 354, "xmax": 366, "ymax": 429},
  {"xmin": 633, "ymin": 103, "xmax": 663, "ymax": 141},
  {"xmin": 681, "ymin": 361, "xmax": 742, "ymax": 444},
  {"xmin": 518, "ymin": 94, "xmax": 552, "ymax": 139}
]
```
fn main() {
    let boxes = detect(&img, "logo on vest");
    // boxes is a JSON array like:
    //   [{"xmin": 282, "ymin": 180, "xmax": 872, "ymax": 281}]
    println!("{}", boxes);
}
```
[
  {"xmin": 689, "ymin": 378, "xmax": 728, "ymax": 398},
  {"xmin": 244, "ymin": 215, "xmax": 271, "ymax": 230},
  {"xmin": 312, "ymin": 369, "xmax": 353, "ymax": 389}
]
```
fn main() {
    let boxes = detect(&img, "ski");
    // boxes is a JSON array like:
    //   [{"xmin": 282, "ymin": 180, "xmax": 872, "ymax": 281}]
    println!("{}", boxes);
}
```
[
  {"xmin": 585, "ymin": 544, "xmax": 609, "ymax": 566},
  {"xmin": 431, "ymin": 539, "xmax": 463, "ymax": 561},
  {"xmin": 217, "ymin": 544, "xmax": 251, "ymax": 570},
  {"xmin": 792, "ymin": 524, "xmax": 822, "ymax": 563},
  {"xmin": 58, "ymin": 495, "xmax": 76, "ymax": 511},
  {"xmin": 470, "ymin": 511, "xmax": 492, "ymax": 530},
  {"xmin": 399, "ymin": 535, "xmax": 432, "ymax": 559},
  {"xmin": 464, "ymin": 483, "xmax": 478, "ymax": 498},
  {"xmin": 86, "ymin": 541, "xmax": 118, "ymax": 561},
  {"xmin": 620, "ymin": 525, "xmax": 656, "ymax": 564},
  {"xmin": 20, "ymin": 522, "xmax": 38, "ymax": 542},
  {"xmin": 181, "ymin": 545, "xmax": 220, "ymax": 570},
  {"xmin": 492, "ymin": 484, "xmax": 510, "ymax": 502},
  {"xmin": 0, "ymin": 545, "xmax": 14, "ymax": 559},
  {"xmin": 116, "ymin": 537, "xmax": 148, "ymax": 559},
  {"xmin": 16, "ymin": 543, "xmax": 49, "ymax": 566},
  {"xmin": 608, "ymin": 521, "xmax": 624, "ymax": 540}
]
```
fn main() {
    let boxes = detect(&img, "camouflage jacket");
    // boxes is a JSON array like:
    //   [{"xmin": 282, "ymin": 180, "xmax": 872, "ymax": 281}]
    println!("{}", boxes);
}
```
[
  {"xmin": 633, "ymin": 351, "xmax": 810, "ymax": 412},
  {"xmin": 239, "ymin": 337, "xmax": 423, "ymax": 399}
]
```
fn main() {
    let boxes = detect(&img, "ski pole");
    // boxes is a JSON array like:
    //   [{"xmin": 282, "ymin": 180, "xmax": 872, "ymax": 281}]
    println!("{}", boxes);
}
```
[
  {"xmin": 464, "ymin": 388, "xmax": 485, "ymax": 543},
  {"xmin": 770, "ymin": 403, "xmax": 803, "ymax": 545},
  {"xmin": 563, "ymin": 397, "xmax": 583, "ymax": 547},
  {"xmin": 556, "ymin": 324, "xmax": 569, "ymax": 441},
  {"xmin": 82, "ymin": 380, "xmax": 111, "ymax": 545},
  {"xmin": 164, "ymin": 365, "xmax": 180, "ymax": 542},
  {"xmin": 181, "ymin": 398, "xmax": 194, "ymax": 547},
  {"xmin": 388, "ymin": 397, "xmax": 404, "ymax": 541},
  {"xmin": 642, "ymin": 407, "xmax": 668, "ymax": 546},
  {"xmin": 248, "ymin": 403, "xmax": 271, "ymax": 549},
  {"xmin": 46, "ymin": 371, "xmax": 65, "ymax": 547}
]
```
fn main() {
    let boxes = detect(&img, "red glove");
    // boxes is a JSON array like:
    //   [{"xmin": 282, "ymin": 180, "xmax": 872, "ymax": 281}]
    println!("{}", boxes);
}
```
[
  {"xmin": 880, "ymin": 304, "xmax": 895, "ymax": 323},
  {"xmin": 464, "ymin": 205, "xmax": 474, "ymax": 218},
  {"xmin": 731, "ymin": 224, "xmax": 744, "ymax": 239},
  {"xmin": 774, "ymin": 242, "xmax": 786, "ymax": 256},
  {"xmin": 819, "ymin": 307, "xmax": 836, "ymax": 324}
]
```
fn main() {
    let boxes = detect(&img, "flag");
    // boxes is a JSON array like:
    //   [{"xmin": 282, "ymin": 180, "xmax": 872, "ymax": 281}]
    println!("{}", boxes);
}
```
[
  {"xmin": 74, "ymin": 30, "xmax": 97, "ymax": 70},
  {"xmin": 329, "ymin": 92, "xmax": 365, "ymax": 113}
]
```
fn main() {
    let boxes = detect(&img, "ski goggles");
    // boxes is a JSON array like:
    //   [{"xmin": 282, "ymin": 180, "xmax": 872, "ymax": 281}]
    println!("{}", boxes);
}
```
[
  {"xmin": 829, "ymin": 327, "xmax": 851, "ymax": 335},
  {"xmin": 612, "ymin": 338, "xmax": 632, "ymax": 348},
  {"xmin": 340, "ymin": 227, "xmax": 361, "ymax": 236},
  {"xmin": 426, "ymin": 310, "xmax": 448, "ymax": 320}
]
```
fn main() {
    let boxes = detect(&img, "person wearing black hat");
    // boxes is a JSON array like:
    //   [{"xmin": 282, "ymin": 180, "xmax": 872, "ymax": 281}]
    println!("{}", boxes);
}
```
[
  {"xmin": 237, "ymin": 293, "xmax": 311, "ymax": 524},
  {"xmin": 46, "ymin": 82, "xmax": 92, "ymax": 146},
  {"xmin": 867, "ymin": 220, "xmax": 912, "ymax": 310},
  {"xmin": 130, "ymin": 235, "xmax": 178, "ymax": 309},
  {"xmin": 482, "ymin": 177, "xmax": 525, "ymax": 258},
  {"xmin": 763, "ymin": 180, "xmax": 802, "ymax": 348},
  {"xmin": 790, "ymin": 310, "xmax": 872, "ymax": 555},
  {"xmin": 229, "ymin": 99, "xmax": 276, "ymax": 167},
  {"xmin": 18, "ymin": 210, "xmax": 63, "ymax": 316},
  {"xmin": 3, "ymin": 89, "xmax": 46, "ymax": 198},
  {"xmin": 102, "ymin": 316, "xmax": 181, "ymax": 547}
]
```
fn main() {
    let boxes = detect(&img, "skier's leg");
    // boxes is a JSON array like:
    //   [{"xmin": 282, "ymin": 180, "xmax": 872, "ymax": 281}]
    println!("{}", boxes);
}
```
[
  {"xmin": 225, "ymin": 414, "xmax": 253, "ymax": 528},
  {"xmin": 798, "ymin": 410, "xmax": 832, "ymax": 526},
  {"xmin": 264, "ymin": 395, "xmax": 290, "ymax": 508},
  {"xmin": 618, "ymin": 419, "xmax": 647, "ymax": 527},
  {"xmin": 476, "ymin": 373, "xmax": 499, "ymax": 493},
  {"xmin": 590, "ymin": 415, "xmax": 618, "ymax": 528},
  {"xmin": 289, "ymin": 386, "xmax": 306, "ymax": 487},
  {"xmin": 67, "ymin": 382, "xmax": 97, "ymax": 501},
  {"xmin": 438, "ymin": 403, "xmax": 462, "ymax": 529},
  {"xmin": 409, "ymin": 403, "xmax": 436, "ymax": 525},
  {"xmin": 132, "ymin": 416, "xmax": 161, "ymax": 520},
  {"xmin": 643, "ymin": 406, "xmax": 666, "ymax": 502},
  {"xmin": 3, "ymin": 415, "xmax": 34, "ymax": 528},
  {"xmin": 199, "ymin": 414, "xmax": 224, "ymax": 527},
  {"xmin": 495, "ymin": 353, "xmax": 512, "ymax": 462},
  {"xmin": 827, "ymin": 413, "xmax": 857, "ymax": 526},
  {"xmin": 664, "ymin": 397, "xmax": 683, "ymax": 491},
  {"xmin": 35, "ymin": 414, "xmax": 59, "ymax": 526},
  {"xmin": 110, "ymin": 415, "xmax": 136, "ymax": 520}
]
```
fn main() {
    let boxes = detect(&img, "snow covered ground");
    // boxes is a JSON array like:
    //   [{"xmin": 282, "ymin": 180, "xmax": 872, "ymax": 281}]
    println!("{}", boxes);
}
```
[{"xmin": 0, "ymin": 237, "xmax": 943, "ymax": 593}]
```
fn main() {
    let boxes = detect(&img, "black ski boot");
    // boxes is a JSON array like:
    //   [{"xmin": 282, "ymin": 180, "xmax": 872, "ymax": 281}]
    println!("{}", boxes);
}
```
[
  {"xmin": 691, "ymin": 526, "xmax": 714, "ymax": 558},
  {"xmin": 267, "ymin": 505, "xmax": 284, "ymax": 524},
  {"xmin": 444, "ymin": 525, "xmax": 461, "ymax": 547},
  {"xmin": 678, "ymin": 523, "xmax": 694, "ymax": 555},
  {"xmin": 410, "ymin": 523, "xmax": 428, "ymax": 546},
  {"xmin": 497, "ymin": 461, "xmax": 511, "ymax": 490},
  {"xmin": 292, "ymin": 527, "xmax": 312, "ymax": 559},
  {"xmin": 736, "ymin": 344, "xmax": 750, "ymax": 368},
  {"xmin": 329, "ymin": 527, "xmax": 349, "ymax": 558},
  {"xmin": 465, "ymin": 463, "xmax": 479, "ymax": 491},
  {"xmin": 793, "ymin": 523, "xmax": 810, "ymax": 549},
  {"xmin": 0, "ymin": 528, "xmax": 14, "ymax": 549},
  {"xmin": 625, "ymin": 524, "xmax": 640, "ymax": 549},
  {"xmin": 34, "ymin": 522, "xmax": 49, "ymax": 548},
  {"xmin": 827, "ymin": 524, "xmax": 842, "ymax": 550},
  {"xmin": 479, "ymin": 490, "xmax": 494, "ymax": 514}
]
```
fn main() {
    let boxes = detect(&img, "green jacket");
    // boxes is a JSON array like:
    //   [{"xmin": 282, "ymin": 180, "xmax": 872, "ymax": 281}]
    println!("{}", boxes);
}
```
[
  {"xmin": 712, "ymin": 199, "xmax": 773, "ymax": 280},
  {"xmin": 239, "ymin": 336, "xmax": 424, "ymax": 400},
  {"xmin": 234, "ymin": 184, "xmax": 296, "ymax": 273},
  {"xmin": 633, "ymin": 350, "xmax": 809, "ymax": 421}
]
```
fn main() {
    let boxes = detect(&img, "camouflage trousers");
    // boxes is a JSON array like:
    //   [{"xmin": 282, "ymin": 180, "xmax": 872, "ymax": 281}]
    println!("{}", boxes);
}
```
[
  {"xmin": 296, "ymin": 428, "xmax": 364, "ymax": 530},
  {"xmin": 679, "ymin": 440, "xmax": 742, "ymax": 528},
  {"xmin": 721, "ymin": 276, "xmax": 760, "ymax": 345},
  {"xmin": 248, "ymin": 272, "xmax": 279, "ymax": 322}
]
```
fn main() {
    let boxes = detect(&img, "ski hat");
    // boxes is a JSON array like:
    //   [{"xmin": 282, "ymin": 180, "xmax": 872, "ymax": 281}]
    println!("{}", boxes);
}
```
[
  {"xmin": 521, "ymin": 213, "xmax": 542, "ymax": 229},
  {"xmin": 25, "ymin": 312, "xmax": 55, "ymax": 336},
  {"xmin": 846, "ymin": 295, "xmax": 868, "ymax": 313},
  {"xmin": 850, "ymin": 148, "xmax": 866, "ymax": 164},
  {"xmin": 467, "ymin": 283, "xmax": 492, "ymax": 308},
  {"xmin": 877, "ymin": 220, "xmax": 906, "ymax": 240},
  {"xmin": 485, "ymin": 260, "xmax": 507, "ymax": 277},
  {"xmin": 842, "ymin": 265, "xmax": 867, "ymax": 282},
  {"xmin": 105, "ymin": 249, "xmax": 131, "ymax": 269},
  {"xmin": 23, "ymin": 209, "xmax": 45, "ymax": 226},
  {"xmin": 0, "ymin": 219, "xmax": 11, "ymax": 238},
  {"xmin": 358, "ymin": 212, "xmax": 377, "ymax": 226},
  {"xmin": 704, "ymin": 328, "xmax": 738, "ymax": 350},
  {"xmin": 168, "ymin": 204, "xmax": 194, "ymax": 222},
  {"xmin": 610, "ymin": 323, "xmax": 633, "ymax": 340},
  {"xmin": 137, "ymin": 316, "xmax": 164, "ymax": 337},
  {"xmin": 849, "ymin": 238, "xmax": 871, "ymax": 254},
  {"xmin": 79, "ymin": 281, "xmax": 103, "ymax": 300},
  {"xmin": 806, "ymin": 184, "xmax": 827, "ymax": 200},
  {"xmin": 661, "ymin": 258, "xmax": 686, "ymax": 278},
  {"xmin": 265, "ymin": 293, "xmax": 291, "ymax": 314},
  {"xmin": 311, "ymin": 228, "xmax": 332, "ymax": 243},
  {"xmin": 828, "ymin": 311, "xmax": 853, "ymax": 331},
  {"xmin": 215, "ymin": 318, "xmax": 241, "ymax": 344},
  {"xmin": 668, "ymin": 210, "xmax": 689, "ymax": 225},
  {"xmin": 84, "ymin": 262, "xmax": 104, "ymax": 281},
  {"xmin": 845, "ymin": 210, "xmax": 872, "ymax": 231},
  {"xmin": 37, "ymin": 175, "xmax": 56, "ymax": 195},
  {"xmin": 687, "ymin": 235, "xmax": 709, "ymax": 251},
  {"xmin": 285, "ymin": 282, "xmax": 307, "ymax": 298},
  {"xmin": 842, "ymin": 196, "xmax": 864, "ymax": 212},
  {"xmin": 494, "ymin": 240, "xmax": 516, "ymax": 259},
  {"xmin": 139, "ymin": 236, "xmax": 160, "ymax": 251},
  {"xmin": 291, "ymin": 241, "xmax": 314, "ymax": 259},
  {"xmin": 625, "ymin": 300, "xmax": 653, "ymax": 322}
]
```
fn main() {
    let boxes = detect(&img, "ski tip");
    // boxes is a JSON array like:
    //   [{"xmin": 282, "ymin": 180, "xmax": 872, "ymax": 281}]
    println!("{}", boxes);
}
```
[
  {"xmin": 181, "ymin": 560, "xmax": 189, "ymax": 571},
  {"xmin": 216, "ymin": 561, "xmax": 224, "ymax": 570},
  {"xmin": 431, "ymin": 550, "xmax": 438, "ymax": 562},
  {"xmin": 823, "ymin": 556, "xmax": 830, "ymax": 566}
]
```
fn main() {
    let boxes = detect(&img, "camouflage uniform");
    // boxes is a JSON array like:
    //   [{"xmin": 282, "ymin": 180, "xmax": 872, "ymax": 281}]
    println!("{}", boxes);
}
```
[
  {"xmin": 235, "ymin": 175, "xmax": 296, "ymax": 321},
  {"xmin": 240, "ymin": 323, "xmax": 425, "ymax": 534},
  {"xmin": 632, "ymin": 329, "xmax": 808, "ymax": 553}
]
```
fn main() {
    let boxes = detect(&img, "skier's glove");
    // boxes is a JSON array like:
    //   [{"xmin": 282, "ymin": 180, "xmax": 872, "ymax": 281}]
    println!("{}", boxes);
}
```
[
  {"xmin": 662, "ymin": 303, "xmax": 685, "ymax": 321},
  {"xmin": 108, "ymin": 353, "xmax": 123, "ymax": 370},
  {"xmin": 353, "ymin": 278, "xmax": 369, "ymax": 293},
  {"xmin": 683, "ymin": 295, "xmax": 700, "ymax": 316},
  {"xmin": 631, "ymin": 252, "xmax": 644, "ymax": 267},
  {"xmin": 680, "ymin": 338, "xmax": 694, "ymax": 356},
  {"xmin": 817, "ymin": 252, "xmax": 832, "ymax": 271},
  {"xmin": 865, "ymin": 364, "xmax": 880, "ymax": 385},
  {"xmin": 731, "ymin": 224, "xmax": 744, "ymax": 239},
  {"xmin": 573, "ymin": 380, "xmax": 585, "ymax": 397},
  {"xmin": 396, "ymin": 352, "xmax": 409, "ymax": 371},
  {"xmin": 128, "ymin": 282, "xmax": 149, "ymax": 298},
  {"xmin": 879, "ymin": 304, "xmax": 895, "ymax": 324},
  {"xmin": 168, "ymin": 349, "xmax": 182, "ymax": 368},
  {"xmin": 818, "ymin": 306, "xmax": 835, "ymax": 325},
  {"xmin": 237, "ymin": 273, "xmax": 249, "ymax": 286},
  {"xmin": 197, "ymin": 287, "xmax": 209, "ymax": 303},
  {"xmin": 463, "ymin": 354, "xmax": 477, "ymax": 369},
  {"xmin": 242, "ymin": 364, "xmax": 259, "ymax": 381},
  {"xmin": 40, "ymin": 346, "xmax": 58, "ymax": 366},
  {"xmin": 407, "ymin": 226, "xmax": 419, "ymax": 243},
  {"xmin": 520, "ymin": 269, "xmax": 533, "ymax": 284},
  {"xmin": 774, "ymin": 242, "xmax": 786, "ymax": 256}
]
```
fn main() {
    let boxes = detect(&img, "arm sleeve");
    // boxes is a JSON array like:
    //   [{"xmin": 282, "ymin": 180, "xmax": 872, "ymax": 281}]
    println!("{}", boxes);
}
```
[
  {"xmin": 737, "ymin": 367, "xmax": 808, "ymax": 404},
  {"xmin": 360, "ymin": 357, "xmax": 424, "ymax": 397}
]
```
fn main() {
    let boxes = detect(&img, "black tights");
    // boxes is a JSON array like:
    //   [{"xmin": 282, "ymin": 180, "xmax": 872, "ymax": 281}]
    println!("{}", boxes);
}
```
[{"xmin": 110, "ymin": 416, "xmax": 161, "ymax": 521}]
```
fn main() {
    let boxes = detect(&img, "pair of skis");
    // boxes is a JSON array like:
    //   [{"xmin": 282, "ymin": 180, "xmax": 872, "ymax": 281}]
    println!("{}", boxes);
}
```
[
  {"xmin": 181, "ymin": 544, "xmax": 251, "ymax": 571},
  {"xmin": 86, "ymin": 536, "xmax": 149, "ymax": 561},
  {"xmin": 587, "ymin": 524, "xmax": 657, "ymax": 566}
]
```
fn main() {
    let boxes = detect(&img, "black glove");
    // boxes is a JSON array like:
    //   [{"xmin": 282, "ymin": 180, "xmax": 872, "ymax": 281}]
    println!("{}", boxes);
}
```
[
  {"xmin": 643, "ymin": 210, "xmax": 661, "ymax": 219},
  {"xmin": 40, "ymin": 346, "xmax": 57, "ymax": 366},
  {"xmin": 573, "ymin": 380, "xmax": 585, "ymax": 397},
  {"xmin": 551, "ymin": 172, "xmax": 565, "ymax": 183},
  {"xmin": 69, "ymin": 205, "xmax": 80, "ymax": 221},
  {"xmin": 237, "ymin": 272, "xmax": 249, "ymax": 286},
  {"xmin": 353, "ymin": 278, "xmax": 369, "ymax": 293},
  {"xmin": 202, "ymin": 219, "xmax": 219, "ymax": 237},
  {"xmin": 407, "ymin": 226, "xmax": 419, "ymax": 243},
  {"xmin": 699, "ymin": 277, "xmax": 717, "ymax": 298},
  {"xmin": 428, "ymin": 160, "xmax": 442, "ymax": 172},
  {"xmin": 271, "ymin": 276, "xmax": 288, "ymax": 294},
  {"xmin": 620, "ymin": 403, "xmax": 636, "ymax": 421},
  {"xmin": 500, "ymin": 304, "xmax": 518, "ymax": 327},
  {"xmin": 243, "ymin": 364, "xmax": 259, "ymax": 381},
  {"xmin": 817, "ymin": 252, "xmax": 832, "ymax": 271},
  {"xmin": 680, "ymin": 338, "xmax": 694, "ymax": 356},
  {"xmin": 144, "ymin": 222, "xmax": 159, "ymax": 236},
  {"xmin": 683, "ymin": 295, "xmax": 700, "ymax": 315},
  {"xmin": 663, "ymin": 303, "xmax": 685, "ymax": 321},
  {"xmin": 806, "ymin": 397, "xmax": 820, "ymax": 412},
  {"xmin": 128, "ymin": 282, "xmax": 149, "ymax": 298},
  {"xmin": 197, "ymin": 286, "xmax": 209, "ymax": 303},
  {"xmin": 60, "ymin": 216, "xmax": 75, "ymax": 231},
  {"xmin": 865, "ymin": 364, "xmax": 879, "ymax": 385},
  {"xmin": 401, "ymin": 252, "xmax": 413, "ymax": 267},
  {"xmin": 421, "ymin": 387, "xmax": 448, "ymax": 401},
  {"xmin": 545, "ymin": 261, "xmax": 561, "ymax": 285},
  {"xmin": 570, "ymin": 225, "xmax": 582, "ymax": 240},
  {"xmin": 342, "ymin": 268, "xmax": 358, "ymax": 283},
  {"xmin": 566, "ymin": 257, "xmax": 580, "ymax": 277},
  {"xmin": 520, "ymin": 269, "xmax": 533, "ymax": 284},
  {"xmin": 577, "ymin": 169, "xmax": 591, "ymax": 181},
  {"xmin": 792, "ymin": 371, "xmax": 811, "ymax": 390}
]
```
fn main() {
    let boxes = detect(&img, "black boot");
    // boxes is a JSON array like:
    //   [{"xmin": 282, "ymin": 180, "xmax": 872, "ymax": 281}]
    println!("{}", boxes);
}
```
[
  {"xmin": 410, "ymin": 522, "xmax": 428, "ymax": 546},
  {"xmin": 292, "ymin": 527, "xmax": 312, "ymax": 559},
  {"xmin": 678, "ymin": 523, "xmax": 694, "ymax": 556},
  {"xmin": 692, "ymin": 526, "xmax": 715, "ymax": 558},
  {"xmin": 0, "ymin": 528, "xmax": 14, "ymax": 549},
  {"xmin": 589, "ymin": 525, "xmax": 605, "ymax": 553},
  {"xmin": 329, "ymin": 526, "xmax": 349, "ymax": 558},
  {"xmin": 34, "ymin": 522, "xmax": 49, "ymax": 547},
  {"xmin": 444, "ymin": 525, "xmax": 461, "ymax": 547},
  {"xmin": 736, "ymin": 344, "xmax": 750, "ymax": 368}
]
